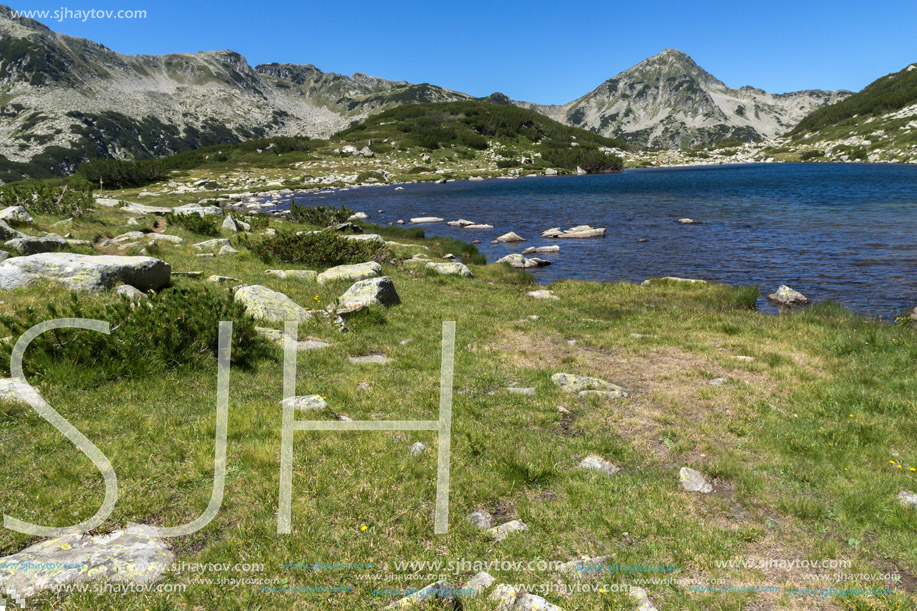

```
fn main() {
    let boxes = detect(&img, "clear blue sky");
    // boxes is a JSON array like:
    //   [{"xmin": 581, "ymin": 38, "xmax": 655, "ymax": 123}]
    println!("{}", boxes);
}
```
[{"xmin": 15, "ymin": 0, "xmax": 917, "ymax": 104}]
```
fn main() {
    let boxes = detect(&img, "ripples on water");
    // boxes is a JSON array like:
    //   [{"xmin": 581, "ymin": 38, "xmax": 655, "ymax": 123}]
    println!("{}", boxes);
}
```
[{"xmin": 262, "ymin": 163, "xmax": 917, "ymax": 319}]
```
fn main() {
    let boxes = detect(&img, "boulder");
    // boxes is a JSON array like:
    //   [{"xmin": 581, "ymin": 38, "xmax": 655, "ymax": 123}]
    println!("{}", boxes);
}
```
[
  {"xmin": 219, "ymin": 244, "xmax": 239, "ymax": 255},
  {"xmin": 491, "ymin": 584, "xmax": 519, "ymax": 609},
  {"xmin": 343, "ymin": 233, "xmax": 385, "ymax": 244},
  {"xmin": 234, "ymin": 285, "xmax": 312, "ymax": 323},
  {"xmin": 0, "ymin": 524, "xmax": 173, "ymax": 600},
  {"xmin": 348, "ymin": 211, "xmax": 369, "ymax": 220},
  {"xmin": 0, "ymin": 205, "xmax": 32, "ymax": 223},
  {"xmin": 172, "ymin": 203, "xmax": 223, "ymax": 216},
  {"xmin": 463, "ymin": 571, "xmax": 495, "ymax": 593},
  {"xmin": 630, "ymin": 587, "xmax": 659, "ymax": 611},
  {"xmin": 0, "ymin": 220, "xmax": 27, "ymax": 241},
  {"xmin": 317, "ymin": 261, "xmax": 381, "ymax": 285},
  {"xmin": 114, "ymin": 284, "xmax": 147, "ymax": 300},
  {"xmin": 192, "ymin": 238, "xmax": 232, "ymax": 251},
  {"xmin": 768, "ymin": 285, "xmax": 810, "ymax": 306},
  {"xmin": 0, "ymin": 253, "xmax": 170, "ymax": 293},
  {"xmin": 554, "ymin": 225, "xmax": 605, "ymax": 239},
  {"xmin": 206, "ymin": 275, "xmax": 239, "ymax": 284},
  {"xmin": 221, "ymin": 215, "xmax": 249, "ymax": 232},
  {"xmin": 544, "ymin": 168, "xmax": 558, "ymax": 176},
  {"xmin": 426, "ymin": 262, "xmax": 474, "ymax": 277},
  {"xmin": 679, "ymin": 467, "xmax": 712, "ymax": 493},
  {"xmin": 5, "ymin": 233, "xmax": 68, "ymax": 255},
  {"xmin": 338, "ymin": 277, "xmax": 401, "ymax": 311},
  {"xmin": 551, "ymin": 373, "xmax": 626, "ymax": 398},
  {"xmin": 265, "ymin": 269, "xmax": 318, "ymax": 282},
  {"xmin": 496, "ymin": 231, "xmax": 526, "ymax": 243}
]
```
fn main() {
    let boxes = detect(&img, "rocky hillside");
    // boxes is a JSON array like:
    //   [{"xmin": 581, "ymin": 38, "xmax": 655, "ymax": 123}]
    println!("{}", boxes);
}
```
[
  {"xmin": 781, "ymin": 62, "xmax": 917, "ymax": 162},
  {"xmin": 526, "ymin": 49, "xmax": 850, "ymax": 148},
  {"xmin": 0, "ymin": 5, "xmax": 470, "ymax": 181}
]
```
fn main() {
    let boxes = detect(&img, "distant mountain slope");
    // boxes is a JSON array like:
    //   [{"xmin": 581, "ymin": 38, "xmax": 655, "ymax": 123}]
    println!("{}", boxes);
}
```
[
  {"xmin": 0, "ymin": 5, "xmax": 469, "ymax": 181},
  {"xmin": 525, "ymin": 50, "xmax": 850, "ymax": 148}
]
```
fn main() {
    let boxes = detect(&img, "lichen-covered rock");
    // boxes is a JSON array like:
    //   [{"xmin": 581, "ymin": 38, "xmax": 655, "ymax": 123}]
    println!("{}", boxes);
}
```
[
  {"xmin": 463, "ymin": 571, "xmax": 495, "ymax": 593},
  {"xmin": 488, "ymin": 520, "xmax": 528, "ymax": 542},
  {"xmin": 343, "ymin": 233, "xmax": 385, "ymax": 244},
  {"xmin": 207, "ymin": 275, "xmax": 240, "ymax": 284},
  {"xmin": 384, "ymin": 581, "xmax": 456, "ymax": 608},
  {"xmin": 222, "ymin": 215, "xmax": 250, "ymax": 232},
  {"xmin": 551, "ymin": 373, "xmax": 626, "ymax": 398},
  {"xmin": 426, "ymin": 262, "xmax": 474, "ymax": 277},
  {"xmin": 514, "ymin": 593, "xmax": 565, "ymax": 610},
  {"xmin": 265, "ymin": 269, "xmax": 318, "ymax": 282},
  {"xmin": 898, "ymin": 490, "xmax": 917, "ymax": 508},
  {"xmin": 281, "ymin": 395, "xmax": 327, "ymax": 411},
  {"xmin": 641, "ymin": 276, "xmax": 707, "ymax": 286},
  {"xmin": 338, "ymin": 276, "xmax": 400, "ymax": 311},
  {"xmin": 192, "ymin": 238, "xmax": 231, "ymax": 251},
  {"xmin": 527, "ymin": 290, "xmax": 559, "ymax": 300},
  {"xmin": 317, "ymin": 261, "xmax": 382, "ymax": 285},
  {"xmin": 0, "ymin": 253, "xmax": 170, "ymax": 293},
  {"xmin": 579, "ymin": 454, "xmax": 621, "ymax": 476},
  {"xmin": 172, "ymin": 203, "xmax": 223, "ymax": 216},
  {"xmin": 5, "ymin": 233, "xmax": 68, "ymax": 254},
  {"xmin": 234, "ymin": 285, "xmax": 312, "ymax": 323},
  {"xmin": 0, "ymin": 206, "xmax": 33, "ymax": 223},
  {"xmin": 0, "ymin": 523, "xmax": 173, "ymax": 600},
  {"xmin": 679, "ymin": 467, "xmax": 712, "ymax": 493},
  {"xmin": 630, "ymin": 587, "xmax": 659, "ymax": 610},
  {"xmin": 490, "ymin": 584, "xmax": 520, "ymax": 610},
  {"xmin": 0, "ymin": 378, "xmax": 32, "ymax": 403},
  {"xmin": 114, "ymin": 284, "xmax": 146, "ymax": 300},
  {"xmin": 0, "ymin": 220, "xmax": 26, "ymax": 240}
]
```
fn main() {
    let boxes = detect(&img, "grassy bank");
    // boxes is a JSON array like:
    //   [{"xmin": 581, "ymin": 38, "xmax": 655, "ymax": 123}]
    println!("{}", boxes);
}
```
[{"xmin": 0, "ymin": 187, "xmax": 915, "ymax": 611}]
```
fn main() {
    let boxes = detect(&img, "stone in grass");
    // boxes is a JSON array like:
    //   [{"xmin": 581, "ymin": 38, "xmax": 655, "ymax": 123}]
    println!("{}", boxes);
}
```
[
  {"xmin": 384, "ymin": 580, "xmax": 455, "ymax": 609},
  {"xmin": 679, "ymin": 467, "xmax": 712, "ymax": 493},
  {"xmin": 114, "ymin": 284, "xmax": 146, "ymax": 300},
  {"xmin": 5, "ymin": 234, "xmax": 68, "ymax": 255},
  {"xmin": 463, "ymin": 571, "xmax": 495, "ymax": 593},
  {"xmin": 207, "ymin": 275, "xmax": 240, "ymax": 284},
  {"xmin": 630, "ymin": 587, "xmax": 659, "ymax": 611},
  {"xmin": 219, "ymin": 244, "xmax": 239, "ymax": 255},
  {"xmin": 338, "ymin": 277, "xmax": 401, "ymax": 312},
  {"xmin": 0, "ymin": 523, "xmax": 173, "ymax": 599},
  {"xmin": 192, "ymin": 238, "xmax": 231, "ymax": 251},
  {"xmin": 317, "ymin": 261, "xmax": 382, "ymax": 285},
  {"xmin": 265, "ymin": 269, "xmax": 318, "ymax": 282},
  {"xmin": 255, "ymin": 327, "xmax": 330, "ymax": 351},
  {"xmin": 0, "ymin": 205, "xmax": 33, "ymax": 223},
  {"xmin": 0, "ymin": 253, "xmax": 170, "ymax": 293},
  {"xmin": 515, "ymin": 593, "xmax": 565, "ymax": 610},
  {"xmin": 527, "ymin": 290, "xmax": 559, "ymax": 300},
  {"xmin": 507, "ymin": 386, "xmax": 536, "ymax": 396},
  {"xmin": 557, "ymin": 555, "xmax": 611, "ymax": 575},
  {"xmin": 0, "ymin": 378, "xmax": 34, "ymax": 403},
  {"xmin": 281, "ymin": 395, "xmax": 327, "ymax": 411},
  {"xmin": 468, "ymin": 510, "xmax": 493, "ymax": 530},
  {"xmin": 551, "ymin": 373, "xmax": 626, "ymax": 398},
  {"xmin": 234, "ymin": 285, "xmax": 312, "ymax": 323},
  {"xmin": 488, "ymin": 520, "xmax": 528, "ymax": 542},
  {"xmin": 708, "ymin": 377, "xmax": 728, "ymax": 386},
  {"xmin": 579, "ymin": 454, "xmax": 621, "ymax": 476},
  {"xmin": 490, "ymin": 584, "xmax": 520, "ymax": 610},
  {"xmin": 899, "ymin": 491, "xmax": 917, "ymax": 508},
  {"xmin": 425, "ymin": 262, "xmax": 474, "ymax": 277},
  {"xmin": 410, "ymin": 442, "xmax": 426, "ymax": 456},
  {"xmin": 348, "ymin": 354, "xmax": 392, "ymax": 365}
]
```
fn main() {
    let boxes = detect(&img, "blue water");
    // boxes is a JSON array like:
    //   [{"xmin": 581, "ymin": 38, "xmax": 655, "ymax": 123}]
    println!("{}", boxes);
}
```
[{"xmin": 263, "ymin": 163, "xmax": 917, "ymax": 318}]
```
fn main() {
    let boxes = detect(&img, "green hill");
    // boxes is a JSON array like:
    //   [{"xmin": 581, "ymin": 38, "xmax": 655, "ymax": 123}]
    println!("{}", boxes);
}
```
[
  {"xmin": 790, "ymin": 63, "xmax": 917, "ymax": 136},
  {"xmin": 335, "ymin": 101, "xmax": 629, "ymax": 173}
]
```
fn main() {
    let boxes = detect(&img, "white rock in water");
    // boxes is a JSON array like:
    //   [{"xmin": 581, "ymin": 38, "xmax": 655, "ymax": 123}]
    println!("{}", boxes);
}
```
[
  {"xmin": 0, "ymin": 253, "xmax": 170, "ymax": 293},
  {"xmin": 410, "ymin": 216, "xmax": 445, "ymax": 224},
  {"xmin": 234, "ymin": 285, "xmax": 312, "ymax": 323},
  {"xmin": 679, "ymin": 467, "xmax": 712, "ymax": 493},
  {"xmin": 488, "ymin": 520, "xmax": 528, "ymax": 542},
  {"xmin": 677, "ymin": 218, "xmax": 701, "ymax": 225},
  {"xmin": 768, "ymin": 285, "xmax": 810, "ymax": 306},
  {"xmin": 348, "ymin": 211, "xmax": 369, "ymax": 220},
  {"xmin": 496, "ymin": 231, "xmax": 526, "ymax": 243}
]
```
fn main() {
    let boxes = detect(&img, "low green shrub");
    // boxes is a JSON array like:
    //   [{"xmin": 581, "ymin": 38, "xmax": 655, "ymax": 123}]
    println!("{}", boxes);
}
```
[
  {"xmin": 240, "ymin": 230, "xmax": 386, "ymax": 266},
  {"xmin": 287, "ymin": 201, "xmax": 354, "ymax": 227},
  {"xmin": 164, "ymin": 212, "xmax": 220, "ymax": 236},
  {"xmin": 800, "ymin": 150, "xmax": 823, "ymax": 161},
  {"xmin": 77, "ymin": 158, "xmax": 165, "ymax": 189},
  {"xmin": 0, "ymin": 285, "xmax": 271, "ymax": 385},
  {"xmin": 0, "ymin": 182, "xmax": 92, "ymax": 217}
]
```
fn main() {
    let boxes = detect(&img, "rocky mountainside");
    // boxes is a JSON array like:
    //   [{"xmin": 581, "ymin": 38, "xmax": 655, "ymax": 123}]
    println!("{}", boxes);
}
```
[
  {"xmin": 526, "ymin": 49, "xmax": 850, "ymax": 148},
  {"xmin": 0, "ymin": 5, "xmax": 470, "ymax": 180},
  {"xmin": 0, "ymin": 5, "xmax": 855, "ymax": 180}
]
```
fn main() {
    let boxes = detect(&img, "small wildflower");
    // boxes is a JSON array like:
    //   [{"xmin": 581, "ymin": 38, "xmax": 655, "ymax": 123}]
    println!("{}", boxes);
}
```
[
  {"xmin": 891, "ymin": 460, "xmax": 897, "ymax": 464},
  {"xmin": 361, "ymin": 525, "xmax": 368, "ymax": 531},
  {"xmin": 849, "ymin": 414, "xmax": 854, "ymax": 418}
]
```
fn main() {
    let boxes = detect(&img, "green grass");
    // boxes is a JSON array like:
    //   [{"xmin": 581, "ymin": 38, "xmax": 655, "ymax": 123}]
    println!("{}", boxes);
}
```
[{"xmin": 0, "ymin": 185, "xmax": 915, "ymax": 610}]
